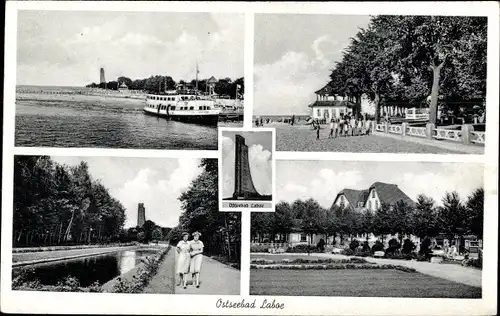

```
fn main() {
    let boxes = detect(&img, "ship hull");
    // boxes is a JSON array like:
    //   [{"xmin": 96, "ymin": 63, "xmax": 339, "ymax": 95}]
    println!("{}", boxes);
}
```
[{"xmin": 143, "ymin": 108, "xmax": 219, "ymax": 126}]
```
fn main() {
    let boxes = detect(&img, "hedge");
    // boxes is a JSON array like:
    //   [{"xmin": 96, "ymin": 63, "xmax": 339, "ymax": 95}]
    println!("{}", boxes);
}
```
[{"xmin": 250, "ymin": 257, "xmax": 368, "ymax": 265}]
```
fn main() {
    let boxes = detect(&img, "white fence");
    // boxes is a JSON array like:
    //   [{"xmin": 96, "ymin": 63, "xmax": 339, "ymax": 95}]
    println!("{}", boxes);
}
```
[{"xmin": 373, "ymin": 122, "xmax": 484, "ymax": 146}]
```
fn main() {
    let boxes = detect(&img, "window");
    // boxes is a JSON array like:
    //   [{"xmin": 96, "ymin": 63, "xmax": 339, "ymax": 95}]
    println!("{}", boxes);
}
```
[
  {"xmin": 371, "ymin": 190, "xmax": 375, "ymax": 198},
  {"xmin": 317, "ymin": 109, "xmax": 321, "ymax": 117},
  {"xmin": 199, "ymin": 106, "xmax": 203, "ymax": 110},
  {"xmin": 375, "ymin": 200, "xmax": 379, "ymax": 209},
  {"xmin": 171, "ymin": 106, "xmax": 176, "ymax": 110},
  {"xmin": 368, "ymin": 201, "xmax": 372, "ymax": 210},
  {"xmin": 300, "ymin": 233, "xmax": 307, "ymax": 242},
  {"xmin": 189, "ymin": 106, "xmax": 194, "ymax": 110}
]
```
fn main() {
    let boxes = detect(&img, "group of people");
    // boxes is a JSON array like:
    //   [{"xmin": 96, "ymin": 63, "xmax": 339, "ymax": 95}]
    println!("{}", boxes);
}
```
[
  {"xmin": 176, "ymin": 231, "xmax": 204, "ymax": 289},
  {"xmin": 313, "ymin": 116, "xmax": 373, "ymax": 140}
]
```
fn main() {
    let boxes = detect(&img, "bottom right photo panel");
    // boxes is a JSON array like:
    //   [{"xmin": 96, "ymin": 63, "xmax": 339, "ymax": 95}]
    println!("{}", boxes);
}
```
[{"xmin": 250, "ymin": 160, "xmax": 483, "ymax": 298}]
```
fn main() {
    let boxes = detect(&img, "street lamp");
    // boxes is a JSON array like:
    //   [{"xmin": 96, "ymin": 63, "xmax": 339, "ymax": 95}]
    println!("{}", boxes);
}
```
[{"xmin": 88, "ymin": 227, "xmax": 93, "ymax": 244}]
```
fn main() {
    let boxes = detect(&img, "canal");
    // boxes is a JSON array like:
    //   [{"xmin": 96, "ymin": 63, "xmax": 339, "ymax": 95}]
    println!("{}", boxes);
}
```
[{"xmin": 13, "ymin": 249, "xmax": 158, "ymax": 287}]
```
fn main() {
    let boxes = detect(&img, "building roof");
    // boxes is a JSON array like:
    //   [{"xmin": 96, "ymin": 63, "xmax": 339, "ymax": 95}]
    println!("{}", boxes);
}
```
[
  {"xmin": 315, "ymin": 84, "xmax": 334, "ymax": 95},
  {"xmin": 333, "ymin": 189, "xmax": 369, "ymax": 210},
  {"xmin": 367, "ymin": 182, "xmax": 415, "ymax": 207},
  {"xmin": 207, "ymin": 76, "xmax": 217, "ymax": 84},
  {"xmin": 308, "ymin": 100, "xmax": 356, "ymax": 108}
]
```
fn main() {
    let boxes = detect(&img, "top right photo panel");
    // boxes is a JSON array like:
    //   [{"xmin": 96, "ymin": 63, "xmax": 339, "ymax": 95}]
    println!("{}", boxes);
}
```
[{"xmin": 253, "ymin": 14, "xmax": 487, "ymax": 154}]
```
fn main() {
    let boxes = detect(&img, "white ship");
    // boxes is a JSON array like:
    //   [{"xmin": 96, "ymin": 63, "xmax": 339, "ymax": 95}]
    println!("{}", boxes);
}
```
[{"xmin": 144, "ymin": 82, "xmax": 220, "ymax": 125}]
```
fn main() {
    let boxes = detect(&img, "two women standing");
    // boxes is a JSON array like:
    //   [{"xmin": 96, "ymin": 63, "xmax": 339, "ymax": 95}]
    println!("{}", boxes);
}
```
[{"xmin": 176, "ymin": 231, "xmax": 204, "ymax": 289}]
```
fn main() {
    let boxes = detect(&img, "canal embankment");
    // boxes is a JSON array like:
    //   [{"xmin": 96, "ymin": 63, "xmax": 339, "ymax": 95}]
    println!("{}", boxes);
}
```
[{"xmin": 13, "ymin": 244, "xmax": 141, "ymax": 267}]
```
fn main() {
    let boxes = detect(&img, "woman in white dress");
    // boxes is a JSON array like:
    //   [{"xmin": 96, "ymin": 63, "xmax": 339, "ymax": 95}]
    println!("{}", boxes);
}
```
[
  {"xmin": 176, "ymin": 232, "xmax": 191, "ymax": 289},
  {"xmin": 189, "ymin": 231, "xmax": 204, "ymax": 288}
]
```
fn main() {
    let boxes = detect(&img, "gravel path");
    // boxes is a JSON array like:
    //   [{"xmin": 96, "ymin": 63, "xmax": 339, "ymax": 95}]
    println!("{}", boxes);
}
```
[{"xmin": 274, "ymin": 126, "xmax": 461, "ymax": 153}]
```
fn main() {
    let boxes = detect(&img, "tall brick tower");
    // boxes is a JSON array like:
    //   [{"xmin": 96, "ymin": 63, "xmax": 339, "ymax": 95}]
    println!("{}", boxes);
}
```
[
  {"xmin": 232, "ymin": 134, "xmax": 260, "ymax": 199},
  {"xmin": 137, "ymin": 203, "xmax": 146, "ymax": 227},
  {"xmin": 99, "ymin": 68, "xmax": 106, "ymax": 89}
]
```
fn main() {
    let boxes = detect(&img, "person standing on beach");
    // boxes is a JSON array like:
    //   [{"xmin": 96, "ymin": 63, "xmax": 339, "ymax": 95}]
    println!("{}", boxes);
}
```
[
  {"xmin": 328, "ymin": 119, "xmax": 334, "ymax": 138},
  {"xmin": 176, "ymin": 232, "xmax": 191, "ymax": 289},
  {"xmin": 316, "ymin": 122, "xmax": 320, "ymax": 140},
  {"xmin": 189, "ymin": 232, "xmax": 204, "ymax": 289},
  {"xmin": 291, "ymin": 114, "xmax": 295, "ymax": 126}
]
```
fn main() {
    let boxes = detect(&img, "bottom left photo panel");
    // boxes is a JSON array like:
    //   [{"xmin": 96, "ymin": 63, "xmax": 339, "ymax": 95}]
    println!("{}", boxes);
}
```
[{"xmin": 11, "ymin": 155, "xmax": 241, "ymax": 295}]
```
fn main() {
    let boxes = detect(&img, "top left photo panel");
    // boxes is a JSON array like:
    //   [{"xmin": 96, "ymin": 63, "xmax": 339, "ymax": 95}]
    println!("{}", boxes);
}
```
[{"xmin": 15, "ymin": 10, "xmax": 244, "ymax": 150}]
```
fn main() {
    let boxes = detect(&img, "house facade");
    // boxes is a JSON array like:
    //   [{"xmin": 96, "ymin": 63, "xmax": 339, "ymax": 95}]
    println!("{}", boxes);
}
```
[{"xmin": 309, "ymin": 84, "xmax": 355, "ymax": 120}]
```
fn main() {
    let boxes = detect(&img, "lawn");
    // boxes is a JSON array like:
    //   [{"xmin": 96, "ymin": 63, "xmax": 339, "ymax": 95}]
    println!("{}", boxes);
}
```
[
  {"xmin": 251, "ymin": 254, "xmax": 327, "ymax": 261},
  {"xmin": 250, "ymin": 269, "xmax": 481, "ymax": 298}
]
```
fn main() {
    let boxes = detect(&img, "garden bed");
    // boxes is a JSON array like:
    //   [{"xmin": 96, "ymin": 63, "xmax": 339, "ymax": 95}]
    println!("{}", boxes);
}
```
[{"xmin": 250, "ymin": 263, "xmax": 416, "ymax": 272}]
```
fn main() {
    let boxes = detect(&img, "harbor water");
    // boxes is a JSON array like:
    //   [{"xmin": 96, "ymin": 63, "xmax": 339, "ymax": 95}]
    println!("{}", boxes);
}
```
[{"xmin": 15, "ymin": 90, "xmax": 242, "ymax": 150}]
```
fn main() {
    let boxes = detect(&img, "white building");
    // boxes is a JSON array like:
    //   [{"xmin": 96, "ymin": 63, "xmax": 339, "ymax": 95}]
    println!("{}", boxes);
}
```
[{"xmin": 309, "ymin": 84, "xmax": 355, "ymax": 120}]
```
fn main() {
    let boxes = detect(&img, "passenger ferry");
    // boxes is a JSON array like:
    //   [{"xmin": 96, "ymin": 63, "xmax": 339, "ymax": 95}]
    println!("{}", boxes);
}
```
[{"xmin": 144, "ymin": 83, "xmax": 220, "ymax": 125}]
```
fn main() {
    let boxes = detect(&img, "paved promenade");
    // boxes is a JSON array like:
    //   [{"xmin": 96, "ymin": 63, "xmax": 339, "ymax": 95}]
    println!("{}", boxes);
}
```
[{"xmin": 272, "ymin": 125, "xmax": 474, "ymax": 153}]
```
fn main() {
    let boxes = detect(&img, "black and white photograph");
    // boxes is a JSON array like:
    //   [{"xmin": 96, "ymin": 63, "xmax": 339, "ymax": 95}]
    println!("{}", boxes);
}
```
[
  {"xmin": 219, "ymin": 129, "xmax": 275, "ymax": 211},
  {"xmin": 11, "ymin": 156, "xmax": 241, "ymax": 295},
  {"xmin": 15, "ymin": 10, "xmax": 244, "ymax": 150},
  {"xmin": 253, "ymin": 14, "xmax": 487, "ymax": 154},
  {"xmin": 250, "ymin": 160, "xmax": 484, "ymax": 298}
]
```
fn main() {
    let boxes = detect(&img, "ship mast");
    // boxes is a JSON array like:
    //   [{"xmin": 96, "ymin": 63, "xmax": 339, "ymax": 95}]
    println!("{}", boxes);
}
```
[{"xmin": 195, "ymin": 61, "xmax": 199, "ymax": 95}]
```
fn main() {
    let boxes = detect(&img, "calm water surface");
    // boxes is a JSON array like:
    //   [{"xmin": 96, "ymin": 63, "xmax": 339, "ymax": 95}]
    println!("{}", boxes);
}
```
[
  {"xmin": 15, "ymin": 249, "xmax": 157, "ymax": 287},
  {"xmin": 15, "ymin": 100, "xmax": 241, "ymax": 150}
]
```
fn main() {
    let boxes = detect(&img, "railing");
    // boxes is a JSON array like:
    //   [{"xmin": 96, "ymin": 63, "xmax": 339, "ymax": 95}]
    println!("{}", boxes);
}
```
[
  {"xmin": 471, "ymin": 131, "xmax": 485, "ymax": 144},
  {"xmin": 388, "ymin": 125, "xmax": 403, "ymax": 134},
  {"xmin": 375, "ymin": 124, "xmax": 385, "ymax": 132},
  {"xmin": 407, "ymin": 126, "xmax": 427, "ymax": 138},
  {"xmin": 433, "ymin": 128, "xmax": 462, "ymax": 142}
]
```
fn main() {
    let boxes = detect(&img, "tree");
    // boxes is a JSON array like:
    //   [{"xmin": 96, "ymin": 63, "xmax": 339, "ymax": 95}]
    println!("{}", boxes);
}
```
[
  {"xmin": 360, "ymin": 209, "xmax": 374, "ymax": 241},
  {"xmin": 137, "ymin": 232, "xmax": 145, "ymax": 243},
  {"xmin": 438, "ymin": 191, "xmax": 468, "ymax": 248},
  {"xmin": 273, "ymin": 201, "xmax": 294, "ymax": 242},
  {"xmin": 465, "ymin": 188, "xmax": 484, "ymax": 239},
  {"xmin": 389, "ymin": 200, "xmax": 414, "ymax": 243},
  {"xmin": 412, "ymin": 194, "xmax": 439, "ymax": 239},
  {"xmin": 372, "ymin": 203, "xmax": 392, "ymax": 242},
  {"xmin": 300, "ymin": 199, "xmax": 326, "ymax": 244},
  {"xmin": 152, "ymin": 228, "xmax": 163, "ymax": 244}
]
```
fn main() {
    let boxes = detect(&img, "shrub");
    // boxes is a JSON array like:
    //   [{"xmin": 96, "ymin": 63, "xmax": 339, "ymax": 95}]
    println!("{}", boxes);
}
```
[
  {"xmin": 317, "ymin": 239, "xmax": 326, "ymax": 252},
  {"xmin": 341, "ymin": 248, "xmax": 354, "ymax": 256},
  {"xmin": 386, "ymin": 238, "xmax": 401, "ymax": 254},
  {"xmin": 402, "ymin": 239, "xmax": 416, "ymax": 254},
  {"xmin": 419, "ymin": 237, "xmax": 432, "ymax": 258},
  {"xmin": 285, "ymin": 244, "xmax": 321, "ymax": 253},
  {"xmin": 250, "ymin": 244, "xmax": 270, "ymax": 253},
  {"xmin": 349, "ymin": 239, "xmax": 360, "ymax": 251},
  {"xmin": 354, "ymin": 250, "xmax": 371, "ymax": 257},
  {"xmin": 361, "ymin": 241, "xmax": 371, "ymax": 253},
  {"xmin": 462, "ymin": 257, "xmax": 482, "ymax": 269},
  {"xmin": 371, "ymin": 240, "xmax": 385, "ymax": 253}
]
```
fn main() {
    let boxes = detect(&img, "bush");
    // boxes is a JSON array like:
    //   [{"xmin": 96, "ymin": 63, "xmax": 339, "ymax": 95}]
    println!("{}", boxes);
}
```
[
  {"xmin": 354, "ymin": 250, "xmax": 371, "ymax": 257},
  {"xmin": 402, "ymin": 239, "xmax": 416, "ymax": 254},
  {"xmin": 361, "ymin": 241, "xmax": 371, "ymax": 253},
  {"xmin": 462, "ymin": 257, "xmax": 482, "ymax": 269},
  {"xmin": 317, "ymin": 239, "xmax": 326, "ymax": 252},
  {"xmin": 341, "ymin": 248, "xmax": 355, "ymax": 256},
  {"xmin": 250, "ymin": 244, "xmax": 270, "ymax": 253},
  {"xmin": 349, "ymin": 239, "xmax": 360, "ymax": 251},
  {"xmin": 371, "ymin": 240, "xmax": 385, "ymax": 253},
  {"xmin": 285, "ymin": 244, "xmax": 322, "ymax": 253},
  {"xmin": 385, "ymin": 238, "xmax": 401, "ymax": 255},
  {"xmin": 419, "ymin": 237, "xmax": 432, "ymax": 258}
]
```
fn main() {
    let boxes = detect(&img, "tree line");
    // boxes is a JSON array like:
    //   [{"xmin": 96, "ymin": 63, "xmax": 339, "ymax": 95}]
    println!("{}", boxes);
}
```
[
  {"xmin": 167, "ymin": 159, "xmax": 241, "ymax": 265},
  {"xmin": 13, "ymin": 156, "xmax": 127, "ymax": 247},
  {"xmin": 86, "ymin": 76, "xmax": 244, "ymax": 99},
  {"xmin": 252, "ymin": 188, "xmax": 483, "ymax": 251},
  {"xmin": 328, "ymin": 15, "xmax": 487, "ymax": 123}
]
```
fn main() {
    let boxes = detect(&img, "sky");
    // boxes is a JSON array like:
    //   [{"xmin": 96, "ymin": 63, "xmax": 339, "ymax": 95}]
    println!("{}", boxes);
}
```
[
  {"xmin": 254, "ymin": 14, "xmax": 371, "ymax": 116},
  {"xmin": 276, "ymin": 161, "xmax": 484, "ymax": 208},
  {"xmin": 17, "ymin": 11, "xmax": 244, "ymax": 86},
  {"xmin": 51, "ymin": 156, "xmax": 203, "ymax": 228},
  {"xmin": 221, "ymin": 131, "xmax": 273, "ymax": 198}
]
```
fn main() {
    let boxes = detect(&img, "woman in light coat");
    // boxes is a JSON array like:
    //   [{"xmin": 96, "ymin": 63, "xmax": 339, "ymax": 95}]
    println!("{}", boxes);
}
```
[
  {"xmin": 176, "ymin": 232, "xmax": 191, "ymax": 289},
  {"xmin": 189, "ymin": 231, "xmax": 204, "ymax": 288}
]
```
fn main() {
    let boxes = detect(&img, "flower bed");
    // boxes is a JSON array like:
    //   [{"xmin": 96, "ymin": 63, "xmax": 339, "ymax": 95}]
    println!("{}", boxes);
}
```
[
  {"xmin": 13, "ymin": 242, "xmax": 138, "ymax": 253},
  {"xmin": 250, "ymin": 263, "xmax": 416, "ymax": 273},
  {"xmin": 250, "ymin": 257, "xmax": 368, "ymax": 265}
]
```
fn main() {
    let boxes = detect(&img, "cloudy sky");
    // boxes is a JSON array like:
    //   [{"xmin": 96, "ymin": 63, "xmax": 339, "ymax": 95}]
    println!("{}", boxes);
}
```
[
  {"xmin": 51, "ymin": 156, "xmax": 203, "ymax": 228},
  {"xmin": 277, "ymin": 161, "xmax": 484, "ymax": 208},
  {"xmin": 254, "ymin": 14, "xmax": 371, "ymax": 116},
  {"xmin": 17, "ymin": 11, "xmax": 244, "ymax": 86},
  {"xmin": 221, "ymin": 131, "xmax": 273, "ymax": 198}
]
